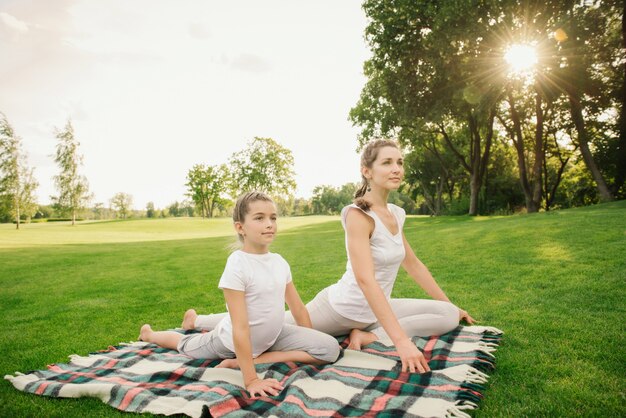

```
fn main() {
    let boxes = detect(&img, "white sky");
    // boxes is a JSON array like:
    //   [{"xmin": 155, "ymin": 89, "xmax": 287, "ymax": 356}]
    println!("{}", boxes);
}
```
[{"xmin": 0, "ymin": 0, "xmax": 370, "ymax": 209}]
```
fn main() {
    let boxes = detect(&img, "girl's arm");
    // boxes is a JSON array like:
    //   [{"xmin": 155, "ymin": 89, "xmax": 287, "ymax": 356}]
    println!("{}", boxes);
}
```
[
  {"xmin": 400, "ymin": 234, "xmax": 475, "ymax": 324},
  {"xmin": 345, "ymin": 209, "xmax": 430, "ymax": 373},
  {"xmin": 284, "ymin": 281, "xmax": 313, "ymax": 328},
  {"xmin": 222, "ymin": 289, "xmax": 283, "ymax": 397}
]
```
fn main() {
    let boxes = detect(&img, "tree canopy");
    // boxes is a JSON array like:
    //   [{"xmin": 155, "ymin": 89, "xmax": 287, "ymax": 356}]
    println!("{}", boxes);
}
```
[
  {"xmin": 351, "ymin": 0, "xmax": 625, "ymax": 215},
  {"xmin": 51, "ymin": 120, "xmax": 91, "ymax": 225}
]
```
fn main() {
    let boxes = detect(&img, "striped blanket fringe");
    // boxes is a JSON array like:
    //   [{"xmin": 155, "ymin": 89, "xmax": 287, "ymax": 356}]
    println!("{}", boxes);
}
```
[{"xmin": 5, "ymin": 325, "xmax": 503, "ymax": 418}]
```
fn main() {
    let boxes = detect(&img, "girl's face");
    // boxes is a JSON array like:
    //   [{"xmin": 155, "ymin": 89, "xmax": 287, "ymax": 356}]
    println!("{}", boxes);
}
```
[
  {"xmin": 363, "ymin": 146, "xmax": 404, "ymax": 191},
  {"xmin": 236, "ymin": 200, "xmax": 278, "ymax": 253}
]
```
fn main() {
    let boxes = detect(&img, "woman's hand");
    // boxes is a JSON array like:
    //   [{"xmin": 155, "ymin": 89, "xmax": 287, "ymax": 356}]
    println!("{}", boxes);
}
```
[
  {"xmin": 458, "ymin": 308, "xmax": 476, "ymax": 325},
  {"xmin": 246, "ymin": 377, "xmax": 284, "ymax": 398},
  {"xmin": 396, "ymin": 338, "xmax": 430, "ymax": 373}
]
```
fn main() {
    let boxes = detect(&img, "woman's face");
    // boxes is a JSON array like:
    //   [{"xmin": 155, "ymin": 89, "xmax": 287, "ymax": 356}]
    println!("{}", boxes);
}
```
[{"xmin": 364, "ymin": 146, "xmax": 404, "ymax": 191}]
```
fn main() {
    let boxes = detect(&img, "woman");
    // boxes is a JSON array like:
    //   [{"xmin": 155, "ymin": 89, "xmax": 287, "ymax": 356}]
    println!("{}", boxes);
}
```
[{"xmin": 187, "ymin": 140, "xmax": 474, "ymax": 374}]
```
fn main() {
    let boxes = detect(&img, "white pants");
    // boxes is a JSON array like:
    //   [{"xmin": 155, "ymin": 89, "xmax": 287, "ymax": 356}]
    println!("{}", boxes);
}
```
[
  {"xmin": 195, "ymin": 287, "xmax": 459, "ymax": 340},
  {"xmin": 178, "ymin": 323, "xmax": 340, "ymax": 363}
]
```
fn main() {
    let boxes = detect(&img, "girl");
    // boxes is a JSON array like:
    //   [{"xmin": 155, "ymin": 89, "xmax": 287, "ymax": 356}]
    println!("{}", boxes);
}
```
[
  {"xmin": 187, "ymin": 140, "xmax": 474, "ymax": 375},
  {"xmin": 140, "ymin": 191, "xmax": 340, "ymax": 398}
]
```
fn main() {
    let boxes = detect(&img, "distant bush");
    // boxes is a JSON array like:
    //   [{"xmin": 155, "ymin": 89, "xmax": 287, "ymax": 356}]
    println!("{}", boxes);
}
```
[{"xmin": 46, "ymin": 218, "xmax": 85, "ymax": 222}]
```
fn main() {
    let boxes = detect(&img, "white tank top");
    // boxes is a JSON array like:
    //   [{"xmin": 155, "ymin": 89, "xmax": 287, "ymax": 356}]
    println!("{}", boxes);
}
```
[{"xmin": 328, "ymin": 203, "xmax": 406, "ymax": 323}]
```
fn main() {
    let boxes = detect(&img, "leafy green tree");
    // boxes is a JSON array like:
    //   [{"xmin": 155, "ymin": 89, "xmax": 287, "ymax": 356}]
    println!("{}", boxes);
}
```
[
  {"xmin": 146, "ymin": 202, "xmax": 155, "ymax": 218},
  {"xmin": 352, "ymin": 0, "xmax": 624, "ymax": 213},
  {"xmin": 168, "ymin": 201, "xmax": 181, "ymax": 217},
  {"xmin": 92, "ymin": 202, "xmax": 105, "ymax": 220},
  {"xmin": 186, "ymin": 163, "xmax": 228, "ymax": 218},
  {"xmin": 228, "ymin": 137, "xmax": 296, "ymax": 197},
  {"xmin": 350, "ymin": 0, "xmax": 500, "ymax": 215},
  {"xmin": 0, "ymin": 113, "xmax": 38, "ymax": 228},
  {"xmin": 550, "ymin": 0, "xmax": 622, "ymax": 201},
  {"xmin": 292, "ymin": 198, "xmax": 312, "ymax": 216},
  {"xmin": 110, "ymin": 192, "xmax": 133, "ymax": 219},
  {"xmin": 51, "ymin": 120, "xmax": 91, "ymax": 225},
  {"xmin": 311, "ymin": 183, "xmax": 360, "ymax": 215}
]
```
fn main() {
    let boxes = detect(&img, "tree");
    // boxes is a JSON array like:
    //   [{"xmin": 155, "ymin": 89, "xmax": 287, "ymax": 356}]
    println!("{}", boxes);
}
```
[
  {"xmin": 552, "ymin": 0, "xmax": 620, "ymax": 201},
  {"xmin": 51, "ymin": 120, "xmax": 91, "ymax": 225},
  {"xmin": 228, "ymin": 137, "xmax": 296, "ymax": 197},
  {"xmin": 351, "ymin": 0, "xmax": 624, "ymax": 213},
  {"xmin": 311, "ymin": 183, "xmax": 358, "ymax": 215},
  {"xmin": 146, "ymin": 202, "xmax": 155, "ymax": 218},
  {"xmin": 110, "ymin": 192, "xmax": 133, "ymax": 219},
  {"xmin": 350, "ymin": 0, "xmax": 500, "ymax": 215},
  {"xmin": 186, "ymin": 163, "xmax": 228, "ymax": 218},
  {"xmin": 0, "ymin": 113, "xmax": 38, "ymax": 228}
]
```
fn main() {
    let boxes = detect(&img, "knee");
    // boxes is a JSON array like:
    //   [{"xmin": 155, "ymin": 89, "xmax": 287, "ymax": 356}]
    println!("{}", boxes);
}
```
[
  {"xmin": 441, "ymin": 302, "xmax": 460, "ymax": 332},
  {"xmin": 311, "ymin": 334, "xmax": 341, "ymax": 363}
]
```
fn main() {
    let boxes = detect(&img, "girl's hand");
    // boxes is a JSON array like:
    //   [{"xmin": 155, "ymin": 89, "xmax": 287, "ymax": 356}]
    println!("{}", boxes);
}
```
[
  {"xmin": 246, "ymin": 377, "xmax": 283, "ymax": 398},
  {"xmin": 458, "ymin": 308, "xmax": 476, "ymax": 324},
  {"xmin": 396, "ymin": 338, "xmax": 430, "ymax": 373}
]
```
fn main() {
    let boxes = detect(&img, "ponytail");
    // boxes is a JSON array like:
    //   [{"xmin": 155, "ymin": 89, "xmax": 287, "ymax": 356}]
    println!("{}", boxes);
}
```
[{"xmin": 353, "ymin": 176, "xmax": 371, "ymax": 211}]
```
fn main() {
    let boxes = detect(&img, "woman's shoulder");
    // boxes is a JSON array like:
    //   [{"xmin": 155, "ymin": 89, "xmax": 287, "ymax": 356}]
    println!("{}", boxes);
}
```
[
  {"xmin": 388, "ymin": 203, "xmax": 406, "ymax": 215},
  {"xmin": 341, "ymin": 204, "xmax": 375, "ymax": 233},
  {"xmin": 341, "ymin": 203, "xmax": 373, "ymax": 219},
  {"xmin": 388, "ymin": 203, "xmax": 407, "ymax": 225}
]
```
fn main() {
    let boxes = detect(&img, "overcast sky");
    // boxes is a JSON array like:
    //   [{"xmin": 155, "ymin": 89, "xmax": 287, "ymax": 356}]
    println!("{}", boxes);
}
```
[{"xmin": 0, "ymin": 0, "xmax": 370, "ymax": 209}]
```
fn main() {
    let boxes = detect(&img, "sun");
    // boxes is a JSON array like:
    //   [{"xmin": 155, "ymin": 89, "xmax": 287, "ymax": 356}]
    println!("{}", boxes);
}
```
[{"xmin": 504, "ymin": 44, "xmax": 538, "ymax": 77}]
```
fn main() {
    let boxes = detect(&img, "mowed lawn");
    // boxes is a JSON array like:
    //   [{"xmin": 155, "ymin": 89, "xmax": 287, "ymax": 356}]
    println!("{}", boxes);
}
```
[{"xmin": 1, "ymin": 201, "xmax": 624, "ymax": 417}]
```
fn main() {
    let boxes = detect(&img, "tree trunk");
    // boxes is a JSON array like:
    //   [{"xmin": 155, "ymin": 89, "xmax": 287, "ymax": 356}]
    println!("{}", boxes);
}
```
[
  {"xmin": 15, "ymin": 197, "xmax": 20, "ymax": 230},
  {"xmin": 72, "ymin": 210, "xmax": 76, "ymax": 226},
  {"xmin": 468, "ymin": 172, "xmax": 480, "ymax": 216},
  {"xmin": 568, "ymin": 96, "xmax": 614, "ymax": 201},
  {"xmin": 436, "ymin": 177, "xmax": 444, "ymax": 215},
  {"xmin": 531, "ymin": 93, "xmax": 544, "ymax": 211},
  {"xmin": 615, "ymin": 2, "xmax": 626, "ymax": 194},
  {"xmin": 507, "ymin": 95, "xmax": 535, "ymax": 212}
]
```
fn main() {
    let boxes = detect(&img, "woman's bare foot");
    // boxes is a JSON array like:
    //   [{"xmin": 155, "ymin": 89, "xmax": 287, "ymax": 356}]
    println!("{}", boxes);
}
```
[
  {"xmin": 216, "ymin": 358, "xmax": 239, "ymax": 369},
  {"xmin": 182, "ymin": 309, "xmax": 198, "ymax": 330},
  {"xmin": 139, "ymin": 324, "xmax": 153, "ymax": 342},
  {"xmin": 347, "ymin": 329, "xmax": 378, "ymax": 350}
]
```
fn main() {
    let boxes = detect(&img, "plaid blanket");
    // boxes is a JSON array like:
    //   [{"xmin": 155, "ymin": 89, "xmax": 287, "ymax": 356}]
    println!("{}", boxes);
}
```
[{"xmin": 5, "ymin": 325, "xmax": 502, "ymax": 418}]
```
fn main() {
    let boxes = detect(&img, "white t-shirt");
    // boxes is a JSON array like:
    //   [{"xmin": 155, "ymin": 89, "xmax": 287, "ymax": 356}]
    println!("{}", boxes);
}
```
[
  {"xmin": 328, "ymin": 203, "xmax": 406, "ymax": 323},
  {"xmin": 215, "ymin": 250, "xmax": 292, "ymax": 357}
]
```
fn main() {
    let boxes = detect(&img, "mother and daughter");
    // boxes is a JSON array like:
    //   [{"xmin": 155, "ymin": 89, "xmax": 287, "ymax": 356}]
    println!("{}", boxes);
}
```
[{"xmin": 140, "ymin": 139, "xmax": 474, "ymax": 397}]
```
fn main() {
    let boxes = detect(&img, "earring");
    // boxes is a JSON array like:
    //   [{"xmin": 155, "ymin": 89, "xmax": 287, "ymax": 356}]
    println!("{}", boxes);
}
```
[{"xmin": 366, "ymin": 181, "xmax": 371, "ymax": 192}]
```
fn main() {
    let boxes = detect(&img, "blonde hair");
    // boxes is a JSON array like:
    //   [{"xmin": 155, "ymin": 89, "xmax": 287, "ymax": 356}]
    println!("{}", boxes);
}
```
[
  {"xmin": 232, "ymin": 191, "xmax": 274, "ymax": 243},
  {"xmin": 354, "ymin": 139, "xmax": 400, "ymax": 210}
]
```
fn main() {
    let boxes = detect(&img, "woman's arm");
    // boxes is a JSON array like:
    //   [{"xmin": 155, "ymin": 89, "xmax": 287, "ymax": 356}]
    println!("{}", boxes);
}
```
[
  {"xmin": 345, "ymin": 209, "xmax": 429, "ymax": 373},
  {"xmin": 400, "ymin": 234, "xmax": 475, "ymax": 324},
  {"xmin": 284, "ymin": 282, "xmax": 313, "ymax": 328},
  {"xmin": 223, "ymin": 289, "xmax": 283, "ymax": 397}
]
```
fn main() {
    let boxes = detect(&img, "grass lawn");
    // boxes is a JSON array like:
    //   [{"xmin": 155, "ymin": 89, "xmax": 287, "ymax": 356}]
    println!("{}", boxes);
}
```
[{"xmin": 1, "ymin": 201, "xmax": 624, "ymax": 417}]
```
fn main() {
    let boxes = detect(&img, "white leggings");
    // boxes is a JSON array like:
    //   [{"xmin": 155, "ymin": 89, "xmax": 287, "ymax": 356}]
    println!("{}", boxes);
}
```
[
  {"xmin": 178, "ymin": 323, "xmax": 340, "ymax": 363},
  {"xmin": 195, "ymin": 288, "xmax": 459, "ymax": 339}
]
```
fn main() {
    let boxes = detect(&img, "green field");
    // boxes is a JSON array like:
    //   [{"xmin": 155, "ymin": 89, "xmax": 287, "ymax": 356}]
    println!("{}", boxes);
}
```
[{"xmin": 1, "ymin": 201, "xmax": 625, "ymax": 417}]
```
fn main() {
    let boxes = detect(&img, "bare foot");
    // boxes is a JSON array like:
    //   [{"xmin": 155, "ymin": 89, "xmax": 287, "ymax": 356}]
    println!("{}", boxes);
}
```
[
  {"xmin": 347, "ymin": 329, "xmax": 378, "ymax": 350},
  {"xmin": 182, "ymin": 309, "xmax": 198, "ymax": 330},
  {"xmin": 216, "ymin": 358, "xmax": 239, "ymax": 369},
  {"xmin": 139, "ymin": 324, "xmax": 153, "ymax": 342}
]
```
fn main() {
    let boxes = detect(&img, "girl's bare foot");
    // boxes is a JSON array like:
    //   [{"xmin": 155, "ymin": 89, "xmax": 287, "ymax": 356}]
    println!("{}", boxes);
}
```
[
  {"xmin": 216, "ymin": 358, "xmax": 239, "ymax": 369},
  {"xmin": 139, "ymin": 324, "xmax": 153, "ymax": 342},
  {"xmin": 182, "ymin": 309, "xmax": 198, "ymax": 330},
  {"xmin": 347, "ymin": 329, "xmax": 378, "ymax": 350}
]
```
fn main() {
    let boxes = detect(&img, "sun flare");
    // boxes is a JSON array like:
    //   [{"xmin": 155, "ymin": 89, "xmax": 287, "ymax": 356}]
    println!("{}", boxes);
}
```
[{"xmin": 504, "ymin": 44, "xmax": 538, "ymax": 76}]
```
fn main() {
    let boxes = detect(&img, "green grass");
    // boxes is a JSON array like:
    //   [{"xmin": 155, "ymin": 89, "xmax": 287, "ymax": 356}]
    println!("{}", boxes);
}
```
[{"xmin": 1, "ymin": 202, "xmax": 624, "ymax": 417}]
